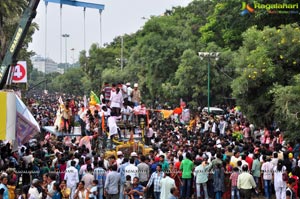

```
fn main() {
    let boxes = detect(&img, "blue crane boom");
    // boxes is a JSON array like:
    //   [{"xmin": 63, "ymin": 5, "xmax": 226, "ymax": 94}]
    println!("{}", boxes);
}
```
[{"xmin": 44, "ymin": 0, "xmax": 105, "ymax": 10}]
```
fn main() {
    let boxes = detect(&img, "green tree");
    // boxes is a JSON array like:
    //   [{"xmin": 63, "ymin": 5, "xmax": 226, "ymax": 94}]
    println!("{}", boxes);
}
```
[
  {"xmin": 50, "ymin": 67, "xmax": 84, "ymax": 95},
  {"xmin": 271, "ymin": 75, "xmax": 300, "ymax": 140},
  {"xmin": 231, "ymin": 24, "xmax": 300, "ymax": 126},
  {"xmin": 79, "ymin": 43, "xmax": 120, "ymax": 91}
]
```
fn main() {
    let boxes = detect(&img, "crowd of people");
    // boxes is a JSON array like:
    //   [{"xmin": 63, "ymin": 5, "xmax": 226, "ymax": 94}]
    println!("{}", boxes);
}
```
[{"xmin": 0, "ymin": 82, "xmax": 299, "ymax": 199}]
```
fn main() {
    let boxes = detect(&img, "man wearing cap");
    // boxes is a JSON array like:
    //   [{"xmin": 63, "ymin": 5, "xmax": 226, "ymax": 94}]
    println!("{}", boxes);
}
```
[
  {"xmin": 131, "ymin": 152, "xmax": 140, "ymax": 166},
  {"xmin": 125, "ymin": 158, "xmax": 138, "ymax": 183},
  {"xmin": 116, "ymin": 151, "xmax": 124, "ymax": 168},
  {"xmin": 126, "ymin": 83, "xmax": 133, "ymax": 104},
  {"xmin": 29, "ymin": 179, "xmax": 42, "ymax": 199},
  {"xmin": 131, "ymin": 83, "xmax": 141, "ymax": 107},
  {"xmin": 118, "ymin": 158, "xmax": 129, "ymax": 199}
]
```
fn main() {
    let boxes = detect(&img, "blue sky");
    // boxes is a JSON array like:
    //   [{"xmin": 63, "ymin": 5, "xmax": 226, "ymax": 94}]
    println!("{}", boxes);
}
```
[{"xmin": 28, "ymin": 0, "xmax": 192, "ymax": 63}]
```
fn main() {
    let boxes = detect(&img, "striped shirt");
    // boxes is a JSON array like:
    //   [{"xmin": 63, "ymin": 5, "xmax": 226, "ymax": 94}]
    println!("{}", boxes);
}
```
[{"xmin": 147, "ymin": 171, "xmax": 164, "ymax": 192}]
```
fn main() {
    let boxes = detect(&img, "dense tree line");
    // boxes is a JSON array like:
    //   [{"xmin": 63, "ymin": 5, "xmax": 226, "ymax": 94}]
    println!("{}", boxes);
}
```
[{"xmin": 2, "ymin": 0, "xmax": 300, "ymax": 139}]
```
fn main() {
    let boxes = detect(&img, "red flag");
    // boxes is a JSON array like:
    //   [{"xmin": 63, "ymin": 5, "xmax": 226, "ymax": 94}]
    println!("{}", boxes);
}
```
[
  {"xmin": 102, "ymin": 112, "xmax": 105, "ymax": 132},
  {"xmin": 173, "ymin": 107, "xmax": 182, "ymax": 114}
]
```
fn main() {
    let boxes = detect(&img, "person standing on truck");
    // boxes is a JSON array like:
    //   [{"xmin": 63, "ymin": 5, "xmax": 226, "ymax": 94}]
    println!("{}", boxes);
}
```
[
  {"xmin": 131, "ymin": 83, "xmax": 141, "ymax": 107},
  {"xmin": 102, "ymin": 82, "xmax": 112, "ymax": 104},
  {"xmin": 61, "ymin": 100, "xmax": 72, "ymax": 133}
]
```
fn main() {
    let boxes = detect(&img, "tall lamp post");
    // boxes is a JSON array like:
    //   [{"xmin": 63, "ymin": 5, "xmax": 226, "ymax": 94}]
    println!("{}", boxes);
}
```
[
  {"xmin": 121, "ymin": 36, "xmax": 124, "ymax": 70},
  {"xmin": 70, "ymin": 48, "xmax": 75, "ymax": 64},
  {"xmin": 62, "ymin": 34, "xmax": 70, "ymax": 68},
  {"xmin": 198, "ymin": 52, "xmax": 220, "ymax": 114}
]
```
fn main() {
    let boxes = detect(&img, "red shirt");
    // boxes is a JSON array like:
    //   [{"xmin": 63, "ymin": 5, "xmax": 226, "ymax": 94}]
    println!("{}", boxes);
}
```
[{"xmin": 245, "ymin": 156, "xmax": 253, "ymax": 170}]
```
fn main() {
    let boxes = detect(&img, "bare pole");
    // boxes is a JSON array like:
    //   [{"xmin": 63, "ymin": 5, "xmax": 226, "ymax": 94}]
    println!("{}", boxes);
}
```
[
  {"xmin": 121, "ymin": 36, "xmax": 123, "ymax": 70},
  {"xmin": 44, "ymin": 2, "xmax": 48, "ymax": 88},
  {"xmin": 99, "ymin": 10, "xmax": 102, "ymax": 47},
  {"xmin": 83, "ymin": 7, "xmax": 86, "ymax": 51},
  {"xmin": 60, "ymin": 4, "xmax": 63, "ymax": 64}
]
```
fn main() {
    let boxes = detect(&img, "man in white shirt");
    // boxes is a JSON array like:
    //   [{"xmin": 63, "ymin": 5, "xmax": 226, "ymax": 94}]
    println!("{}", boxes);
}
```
[
  {"xmin": 64, "ymin": 160, "xmax": 79, "ymax": 199},
  {"xmin": 218, "ymin": 116, "xmax": 227, "ymax": 135},
  {"xmin": 22, "ymin": 148, "xmax": 34, "ymax": 168},
  {"xmin": 125, "ymin": 158, "xmax": 138, "ymax": 183},
  {"xmin": 46, "ymin": 173, "xmax": 56, "ymax": 199},
  {"xmin": 204, "ymin": 119, "xmax": 211, "ymax": 132},
  {"xmin": 146, "ymin": 124, "xmax": 154, "ymax": 146},
  {"xmin": 79, "ymin": 108, "xmax": 88, "ymax": 136},
  {"xmin": 108, "ymin": 116, "xmax": 122, "ymax": 147},
  {"xmin": 126, "ymin": 82, "xmax": 133, "ymax": 103},
  {"xmin": 121, "ymin": 104, "xmax": 133, "ymax": 123},
  {"xmin": 261, "ymin": 156, "xmax": 273, "ymax": 199},
  {"xmin": 66, "ymin": 153, "xmax": 76, "ymax": 168},
  {"xmin": 79, "ymin": 157, "xmax": 94, "ymax": 177},
  {"xmin": 120, "ymin": 83, "xmax": 128, "ymax": 102},
  {"xmin": 99, "ymin": 106, "xmax": 111, "ymax": 118},
  {"xmin": 271, "ymin": 152, "xmax": 279, "ymax": 167},
  {"xmin": 116, "ymin": 151, "xmax": 124, "ymax": 169},
  {"xmin": 160, "ymin": 171, "xmax": 176, "ymax": 199},
  {"xmin": 29, "ymin": 179, "xmax": 42, "ymax": 199}
]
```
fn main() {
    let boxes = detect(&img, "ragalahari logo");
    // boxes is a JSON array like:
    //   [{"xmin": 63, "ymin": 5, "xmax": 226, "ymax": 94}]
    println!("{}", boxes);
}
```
[{"xmin": 241, "ymin": 2, "xmax": 255, "ymax": 15}]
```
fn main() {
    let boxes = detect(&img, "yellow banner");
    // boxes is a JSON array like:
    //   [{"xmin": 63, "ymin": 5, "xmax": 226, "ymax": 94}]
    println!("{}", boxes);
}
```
[{"xmin": 0, "ymin": 92, "xmax": 7, "ymax": 140}]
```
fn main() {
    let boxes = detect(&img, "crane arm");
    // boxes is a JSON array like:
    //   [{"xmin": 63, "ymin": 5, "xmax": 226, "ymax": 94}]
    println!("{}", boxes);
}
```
[{"xmin": 0, "ymin": 0, "xmax": 40, "ymax": 89}]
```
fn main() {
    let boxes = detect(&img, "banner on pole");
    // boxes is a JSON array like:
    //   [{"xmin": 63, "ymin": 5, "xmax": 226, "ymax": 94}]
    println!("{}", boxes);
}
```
[{"xmin": 12, "ymin": 61, "xmax": 27, "ymax": 83}]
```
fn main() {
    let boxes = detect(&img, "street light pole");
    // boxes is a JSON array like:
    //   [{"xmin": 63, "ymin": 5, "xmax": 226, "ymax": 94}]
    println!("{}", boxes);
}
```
[
  {"xmin": 207, "ymin": 59, "xmax": 210, "ymax": 114},
  {"xmin": 198, "ymin": 52, "xmax": 220, "ymax": 114},
  {"xmin": 70, "ymin": 48, "xmax": 75, "ymax": 64},
  {"xmin": 62, "ymin": 34, "xmax": 70, "ymax": 68},
  {"xmin": 121, "ymin": 36, "xmax": 124, "ymax": 70}
]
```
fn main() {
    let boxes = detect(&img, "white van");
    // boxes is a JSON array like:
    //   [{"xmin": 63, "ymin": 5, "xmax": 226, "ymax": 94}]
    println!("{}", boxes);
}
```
[{"xmin": 202, "ymin": 107, "xmax": 225, "ymax": 116}]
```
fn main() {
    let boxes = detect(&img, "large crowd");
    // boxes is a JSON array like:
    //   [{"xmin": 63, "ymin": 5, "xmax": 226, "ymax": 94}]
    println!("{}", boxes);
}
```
[{"xmin": 0, "ymin": 82, "xmax": 299, "ymax": 199}]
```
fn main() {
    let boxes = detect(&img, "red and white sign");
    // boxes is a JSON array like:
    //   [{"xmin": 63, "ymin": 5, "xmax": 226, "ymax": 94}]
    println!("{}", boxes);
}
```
[{"xmin": 12, "ymin": 61, "xmax": 27, "ymax": 83}]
